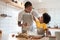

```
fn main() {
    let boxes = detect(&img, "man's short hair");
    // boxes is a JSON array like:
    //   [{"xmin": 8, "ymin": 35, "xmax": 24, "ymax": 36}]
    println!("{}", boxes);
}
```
[{"xmin": 24, "ymin": 1, "xmax": 32, "ymax": 8}]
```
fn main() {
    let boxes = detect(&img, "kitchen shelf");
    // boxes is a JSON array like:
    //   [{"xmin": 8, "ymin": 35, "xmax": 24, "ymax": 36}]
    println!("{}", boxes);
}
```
[{"xmin": 1, "ymin": 0, "xmax": 24, "ymax": 9}]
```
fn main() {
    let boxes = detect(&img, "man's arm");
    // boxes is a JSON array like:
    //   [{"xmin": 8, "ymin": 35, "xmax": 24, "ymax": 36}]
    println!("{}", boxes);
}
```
[{"xmin": 18, "ymin": 11, "xmax": 23, "ymax": 27}]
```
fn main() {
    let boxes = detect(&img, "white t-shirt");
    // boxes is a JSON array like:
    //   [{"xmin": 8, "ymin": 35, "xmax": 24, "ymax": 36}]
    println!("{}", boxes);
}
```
[
  {"xmin": 18, "ymin": 10, "xmax": 40, "ymax": 22},
  {"xmin": 18, "ymin": 10, "xmax": 40, "ymax": 35}
]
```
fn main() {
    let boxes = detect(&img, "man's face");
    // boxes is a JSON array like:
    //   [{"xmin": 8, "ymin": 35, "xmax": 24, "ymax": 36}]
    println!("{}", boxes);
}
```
[{"xmin": 25, "ymin": 6, "xmax": 32, "ymax": 13}]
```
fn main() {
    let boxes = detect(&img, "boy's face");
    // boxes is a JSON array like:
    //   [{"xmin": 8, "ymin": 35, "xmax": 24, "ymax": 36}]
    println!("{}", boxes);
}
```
[
  {"xmin": 40, "ymin": 16, "xmax": 44, "ymax": 23},
  {"xmin": 25, "ymin": 6, "xmax": 32, "ymax": 13}
]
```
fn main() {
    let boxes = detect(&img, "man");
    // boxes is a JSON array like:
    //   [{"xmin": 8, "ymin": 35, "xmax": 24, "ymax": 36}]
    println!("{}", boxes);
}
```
[{"xmin": 18, "ymin": 1, "xmax": 40, "ymax": 33}]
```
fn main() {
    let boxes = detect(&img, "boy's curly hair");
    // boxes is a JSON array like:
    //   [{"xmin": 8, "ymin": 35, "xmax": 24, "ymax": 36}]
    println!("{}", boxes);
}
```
[{"xmin": 43, "ymin": 13, "xmax": 51, "ymax": 24}]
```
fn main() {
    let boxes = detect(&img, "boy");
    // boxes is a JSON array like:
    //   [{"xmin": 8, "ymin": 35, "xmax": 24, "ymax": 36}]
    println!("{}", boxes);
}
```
[{"xmin": 34, "ymin": 13, "xmax": 51, "ymax": 36}]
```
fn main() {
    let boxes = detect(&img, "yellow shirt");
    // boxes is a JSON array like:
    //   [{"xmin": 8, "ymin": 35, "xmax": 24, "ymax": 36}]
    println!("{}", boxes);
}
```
[{"xmin": 35, "ymin": 20, "xmax": 47, "ymax": 31}]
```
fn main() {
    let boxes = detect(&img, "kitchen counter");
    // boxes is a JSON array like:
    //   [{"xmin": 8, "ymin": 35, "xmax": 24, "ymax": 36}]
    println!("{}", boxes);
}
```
[{"xmin": 49, "ymin": 28, "xmax": 60, "ymax": 36}]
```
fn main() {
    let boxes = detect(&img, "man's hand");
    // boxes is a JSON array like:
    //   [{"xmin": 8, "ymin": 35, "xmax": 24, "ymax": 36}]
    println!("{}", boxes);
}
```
[
  {"xmin": 23, "ymin": 23, "xmax": 27, "ymax": 27},
  {"xmin": 18, "ymin": 21, "xmax": 22, "ymax": 26}
]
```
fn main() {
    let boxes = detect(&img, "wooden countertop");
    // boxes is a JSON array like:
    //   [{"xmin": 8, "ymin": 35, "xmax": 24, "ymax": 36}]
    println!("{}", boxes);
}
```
[{"xmin": 16, "ymin": 36, "xmax": 56, "ymax": 40}]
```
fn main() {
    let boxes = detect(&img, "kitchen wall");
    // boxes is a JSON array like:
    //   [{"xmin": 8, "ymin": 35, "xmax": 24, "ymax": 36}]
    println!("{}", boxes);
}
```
[
  {"xmin": 47, "ymin": 8, "xmax": 60, "ymax": 28},
  {"xmin": 31, "ymin": 0, "xmax": 60, "ymax": 28},
  {"xmin": 0, "ymin": 1, "xmax": 23, "ymax": 40},
  {"xmin": 0, "ymin": 1, "xmax": 22, "ymax": 34},
  {"xmin": 43, "ymin": 0, "xmax": 60, "ymax": 28}
]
